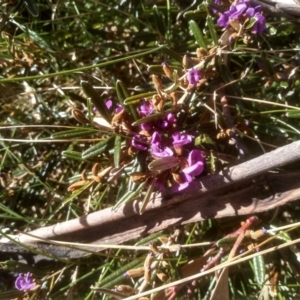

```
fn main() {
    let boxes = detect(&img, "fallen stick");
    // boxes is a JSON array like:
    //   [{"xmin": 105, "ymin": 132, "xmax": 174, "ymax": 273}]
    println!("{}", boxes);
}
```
[{"xmin": 1, "ymin": 141, "xmax": 300, "ymax": 256}]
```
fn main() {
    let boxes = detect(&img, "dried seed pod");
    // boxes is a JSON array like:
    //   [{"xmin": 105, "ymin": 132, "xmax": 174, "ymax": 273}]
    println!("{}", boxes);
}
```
[
  {"xmin": 158, "ymin": 236, "xmax": 169, "ymax": 244},
  {"xmin": 144, "ymin": 267, "xmax": 152, "ymax": 284},
  {"xmin": 161, "ymin": 260, "xmax": 171, "ymax": 269},
  {"xmin": 114, "ymin": 285, "xmax": 136, "ymax": 295},
  {"xmin": 93, "ymin": 166, "xmax": 113, "ymax": 182},
  {"xmin": 81, "ymin": 169, "xmax": 88, "ymax": 181},
  {"xmin": 92, "ymin": 163, "xmax": 99, "ymax": 177},
  {"xmin": 0, "ymin": 173, "xmax": 7, "ymax": 188},
  {"xmin": 229, "ymin": 19, "xmax": 241, "ymax": 32},
  {"xmin": 144, "ymin": 253, "xmax": 154, "ymax": 283},
  {"xmin": 162, "ymin": 62, "xmax": 173, "ymax": 80},
  {"xmin": 124, "ymin": 267, "xmax": 145, "ymax": 278},
  {"xmin": 111, "ymin": 109, "xmax": 126, "ymax": 126},
  {"xmin": 268, "ymin": 265, "xmax": 279, "ymax": 297},
  {"xmin": 196, "ymin": 47, "xmax": 207, "ymax": 59},
  {"xmin": 130, "ymin": 172, "xmax": 153, "ymax": 183},
  {"xmin": 208, "ymin": 46, "xmax": 218, "ymax": 55},
  {"xmin": 169, "ymin": 92, "xmax": 179, "ymax": 107},
  {"xmin": 71, "ymin": 108, "xmax": 90, "ymax": 124},
  {"xmin": 68, "ymin": 180, "xmax": 88, "ymax": 192},
  {"xmin": 152, "ymin": 94, "xmax": 165, "ymax": 112},
  {"xmin": 152, "ymin": 75, "xmax": 162, "ymax": 90},
  {"xmin": 182, "ymin": 55, "xmax": 189, "ymax": 70},
  {"xmin": 156, "ymin": 270, "xmax": 168, "ymax": 282}
]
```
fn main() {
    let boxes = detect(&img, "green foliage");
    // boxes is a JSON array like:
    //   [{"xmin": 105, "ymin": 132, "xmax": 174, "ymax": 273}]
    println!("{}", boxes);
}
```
[{"xmin": 0, "ymin": 0, "xmax": 300, "ymax": 299}]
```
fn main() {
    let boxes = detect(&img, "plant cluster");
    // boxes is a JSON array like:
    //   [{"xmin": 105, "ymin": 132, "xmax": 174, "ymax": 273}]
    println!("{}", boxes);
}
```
[{"xmin": 0, "ymin": 0, "xmax": 300, "ymax": 299}]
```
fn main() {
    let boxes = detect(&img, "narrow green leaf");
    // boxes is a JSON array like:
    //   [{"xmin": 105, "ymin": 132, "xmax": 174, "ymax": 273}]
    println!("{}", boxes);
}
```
[
  {"xmin": 287, "ymin": 112, "xmax": 300, "ymax": 118},
  {"xmin": 206, "ymin": 15, "xmax": 218, "ymax": 45},
  {"xmin": 116, "ymin": 80, "xmax": 139, "ymax": 121},
  {"xmin": 252, "ymin": 255, "xmax": 265, "ymax": 284},
  {"xmin": 113, "ymin": 182, "xmax": 146, "ymax": 210},
  {"xmin": 62, "ymin": 150, "xmax": 86, "ymax": 161},
  {"xmin": 128, "ymin": 151, "xmax": 148, "ymax": 191},
  {"xmin": 81, "ymin": 82, "xmax": 112, "ymax": 123},
  {"xmin": 124, "ymin": 91, "xmax": 156, "ymax": 105},
  {"xmin": 10, "ymin": 19, "xmax": 54, "ymax": 52},
  {"xmin": 101, "ymin": 259, "xmax": 142, "ymax": 288},
  {"xmin": 183, "ymin": 10, "xmax": 206, "ymax": 20},
  {"xmin": 114, "ymin": 135, "xmax": 122, "ymax": 168},
  {"xmin": 51, "ymin": 128, "xmax": 98, "ymax": 139},
  {"xmin": 82, "ymin": 136, "xmax": 115, "ymax": 159},
  {"xmin": 24, "ymin": 0, "xmax": 39, "ymax": 17},
  {"xmin": 153, "ymin": 5, "xmax": 166, "ymax": 38},
  {"xmin": 189, "ymin": 20, "xmax": 207, "ymax": 50},
  {"xmin": 140, "ymin": 177, "xmax": 155, "ymax": 214}
]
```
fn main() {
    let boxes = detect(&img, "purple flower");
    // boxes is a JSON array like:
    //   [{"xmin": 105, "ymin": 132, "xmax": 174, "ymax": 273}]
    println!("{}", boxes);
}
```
[
  {"xmin": 150, "ymin": 132, "xmax": 173, "ymax": 158},
  {"xmin": 217, "ymin": 6, "xmax": 237, "ymax": 27},
  {"xmin": 251, "ymin": 13, "xmax": 266, "ymax": 34},
  {"xmin": 115, "ymin": 104, "xmax": 123, "ymax": 114},
  {"xmin": 217, "ymin": 0, "xmax": 266, "ymax": 34},
  {"xmin": 105, "ymin": 99, "xmax": 113, "ymax": 110},
  {"xmin": 151, "ymin": 131, "xmax": 162, "ymax": 145},
  {"xmin": 139, "ymin": 100, "xmax": 154, "ymax": 117},
  {"xmin": 157, "ymin": 113, "xmax": 175, "ymax": 129},
  {"xmin": 187, "ymin": 69, "xmax": 201, "ymax": 86},
  {"xmin": 15, "ymin": 272, "xmax": 35, "ymax": 291},
  {"xmin": 140, "ymin": 122, "xmax": 153, "ymax": 131},
  {"xmin": 172, "ymin": 132, "xmax": 194, "ymax": 147},
  {"xmin": 230, "ymin": 0, "xmax": 250, "ymax": 20},
  {"xmin": 151, "ymin": 144, "xmax": 173, "ymax": 158},
  {"xmin": 132, "ymin": 134, "xmax": 148, "ymax": 151},
  {"xmin": 182, "ymin": 149, "xmax": 204, "ymax": 177}
]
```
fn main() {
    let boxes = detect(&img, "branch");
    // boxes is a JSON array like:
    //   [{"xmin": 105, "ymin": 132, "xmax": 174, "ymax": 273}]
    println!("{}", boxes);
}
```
[{"xmin": 1, "ymin": 141, "xmax": 300, "ymax": 257}]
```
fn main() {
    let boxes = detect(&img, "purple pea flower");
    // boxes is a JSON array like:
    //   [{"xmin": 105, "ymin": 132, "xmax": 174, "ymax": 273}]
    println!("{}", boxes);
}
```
[
  {"xmin": 157, "ymin": 113, "xmax": 175, "ymax": 129},
  {"xmin": 211, "ymin": 0, "xmax": 222, "ymax": 14},
  {"xmin": 217, "ymin": 0, "xmax": 266, "ymax": 34},
  {"xmin": 15, "ymin": 272, "xmax": 35, "ymax": 291},
  {"xmin": 151, "ymin": 144, "xmax": 174, "ymax": 158},
  {"xmin": 251, "ymin": 12, "xmax": 266, "ymax": 34},
  {"xmin": 172, "ymin": 132, "xmax": 194, "ymax": 147},
  {"xmin": 139, "ymin": 100, "xmax": 154, "ymax": 117},
  {"xmin": 187, "ymin": 69, "xmax": 201, "ymax": 86},
  {"xmin": 132, "ymin": 134, "xmax": 148, "ymax": 151},
  {"xmin": 245, "ymin": 5, "xmax": 266, "ymax": 34},
  {"xmin": 217, "ymin": 5, "xmax": 237, "ymax": 27},
  {"xmin": 150, "ymin": 131, "xmax": 173, "ymax": 158},
  {"xmin": 115, "ymin": 104, "xmax": 123, "ymax": 114},
  {"xmin": 182, "ymin": 149, "xmax": 204, "ymax": 177},
  {"xmin": 172, "ymin": 172, "xmax": 193, "ymax": 192},
  {"xmin": 230, "ymin": 0, "xmax": 250, "ymax": 20},
  {"xmin": 93, "ymin": 99, "xmax": 113, "ymax": 114},
  {"xmin": 140, "ymin": 122, "xmax": 153, "ymax": 132},
  {"xmin": 151, "ymin": 131, "xmax": 162, "ymax": 145},
  {"xmin": 105, "ymin": 99, "xmax": 113, "ymax": 110}
]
